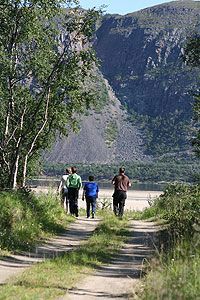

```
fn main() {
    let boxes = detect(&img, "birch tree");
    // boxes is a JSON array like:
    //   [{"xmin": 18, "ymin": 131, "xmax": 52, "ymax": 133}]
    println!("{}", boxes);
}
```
[{"xmin": 0, "ymin": 0, "xmax": 100, "ymax": 188}]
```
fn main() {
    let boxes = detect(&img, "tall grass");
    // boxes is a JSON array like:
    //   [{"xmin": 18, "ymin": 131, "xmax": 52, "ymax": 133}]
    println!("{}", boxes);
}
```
[
  {"xmin": 0, "ymin": 189, "xmax": 73, "ymax": 251},
  {"xmin": 139, "ymin": 239, "xmax": 200, "ymax": 300},
  {"xmin": 134, "ymin": 184, "xmax": 200, "ymax": 300}
]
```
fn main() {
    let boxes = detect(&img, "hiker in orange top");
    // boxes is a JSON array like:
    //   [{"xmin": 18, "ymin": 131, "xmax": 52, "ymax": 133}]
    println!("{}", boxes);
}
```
[{"xmin": 112, "ymin": 167, "xmax": 131, "ymax": 218}]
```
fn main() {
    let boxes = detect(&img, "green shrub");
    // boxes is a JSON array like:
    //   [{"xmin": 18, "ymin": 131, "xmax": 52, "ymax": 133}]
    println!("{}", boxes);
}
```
[
  {"xmin": 138, "ymin": 184, "xmax": 200, "ymax": 239},
  {"xmin": 135, "ymin": 184, "xmax": 200, "ymax": 300},
  {"xmin": 0, "ymin": 189, "xmax": 71, "ymax": 250},
  {"xmin": 156, "ymin": 184, "xmax": 200, "ymax": 238}
]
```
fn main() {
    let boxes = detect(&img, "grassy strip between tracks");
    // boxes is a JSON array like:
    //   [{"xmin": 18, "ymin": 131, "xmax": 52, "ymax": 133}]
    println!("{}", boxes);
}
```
[{"xmin": 0, "ymin": 212, "xmax": 129, "ymax": 300}]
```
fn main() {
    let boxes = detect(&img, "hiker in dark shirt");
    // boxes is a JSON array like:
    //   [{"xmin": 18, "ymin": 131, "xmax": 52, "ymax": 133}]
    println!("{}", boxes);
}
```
[{"xmin": 112, "ymin": 167, "xmax": 131, "ymax": 218}]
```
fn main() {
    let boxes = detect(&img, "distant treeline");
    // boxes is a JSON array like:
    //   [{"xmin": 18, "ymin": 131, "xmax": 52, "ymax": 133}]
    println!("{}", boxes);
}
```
[{"xmin": 43, "ymin": 159, "xmax": 200, "ymax": 183}]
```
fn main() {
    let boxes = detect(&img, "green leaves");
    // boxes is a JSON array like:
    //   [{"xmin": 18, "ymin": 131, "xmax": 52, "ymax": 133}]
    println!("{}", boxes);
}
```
[
  {"xmin": 0, "ymin": 1, "xmax": 101, "ymax": 188},
  {"xmin": 184, "ymin": 34, "xmax": 200, "ymax": 156},
  {"xmin": 155, "ymin": 184, "xmax": 200, "ymax": 237},
  {"xmin": 184, "ymin": 35, "xmax": 200, "ymax": 68}
]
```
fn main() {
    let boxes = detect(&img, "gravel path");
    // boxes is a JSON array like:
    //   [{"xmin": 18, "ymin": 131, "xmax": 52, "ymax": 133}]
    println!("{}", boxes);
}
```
[
  {"xmin": 58, "ymin": 220, "xmax": 160, "ymax": 300},
  {"xmin": 0, "ymin": 217, "xmax": 100, "ymax": 284}
]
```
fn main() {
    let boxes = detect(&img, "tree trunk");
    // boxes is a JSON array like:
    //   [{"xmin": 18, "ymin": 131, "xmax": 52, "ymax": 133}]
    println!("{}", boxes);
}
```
[
  {"xmin": 22, "ymin": 154, "xmax": 28, "ymax": 187},
  {"xmin": 12, "ymin": 154, "xmax": 20, "ymax": 189},
  {"xmin": 22, "ymin": 89, "xmax": 51, "ymax": 186}
]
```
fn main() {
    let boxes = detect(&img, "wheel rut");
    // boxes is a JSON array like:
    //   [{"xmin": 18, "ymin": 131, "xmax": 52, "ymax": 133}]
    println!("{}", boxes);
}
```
[
  {"xmin": 59, "ymin": 220, "xmax": 161, "ymax": 300},
  {"xmin": 0, "ymin": 217, "xmax": 100, "ymax": 284}
]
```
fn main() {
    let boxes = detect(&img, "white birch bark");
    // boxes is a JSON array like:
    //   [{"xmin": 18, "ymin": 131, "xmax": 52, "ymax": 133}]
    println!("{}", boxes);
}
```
[{"xmin": 22, "ymin": 89, "xmax": 50, "ymax": 186}]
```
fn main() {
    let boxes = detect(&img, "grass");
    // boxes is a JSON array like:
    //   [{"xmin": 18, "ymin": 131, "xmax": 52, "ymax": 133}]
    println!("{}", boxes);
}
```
[
  {"xmin": 0, "ymin": 189, "xmax": 74, "ymax": 251},
  {"xmin": 1, "ymin": 184, "xmax": 199, "ymax": 299},
  {"xmin": 137, "ymin": 240, "xmax": 200, "ymax": 300},
  {"xmin": 132, "ymin": 184, "xmax": 200, "ymax": 300},
  {"xmin": 125, "ymin": 208, "xmax": 157, "ymax": 221},
  {"xmin": 0, "ymin": 212, "xmax": 129, "ymax": 300}
]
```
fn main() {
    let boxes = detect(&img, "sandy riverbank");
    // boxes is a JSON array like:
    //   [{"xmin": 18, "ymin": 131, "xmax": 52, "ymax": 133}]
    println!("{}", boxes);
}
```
[{"xmin": 32, "ymin": 187, "xmax": 163, "ymax": 211}]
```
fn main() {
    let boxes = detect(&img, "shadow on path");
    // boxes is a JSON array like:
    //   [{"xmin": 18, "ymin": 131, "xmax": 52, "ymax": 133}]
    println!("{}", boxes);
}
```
[
  {"xmin": 0, "ymin": 217, "xmax": 100, "ymax": 283},
  {"xmin": 60, "ymin": 220, "xmax": 161, "ymax": 300}
]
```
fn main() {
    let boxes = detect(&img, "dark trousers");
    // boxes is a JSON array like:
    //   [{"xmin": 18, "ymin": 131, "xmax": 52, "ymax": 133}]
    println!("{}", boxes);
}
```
[
  {"xmin": 68, "ymin": 187, "xmax": 79, "ymax": 217},
  {"xmin": 61, "ymin": 188, "xmax": 68, "ymax": 213},
  {"xmin": 86, "ymin": 196, "xmax": 96, "ymax": 218},
  {"xmin": 113, "ymin": 190, "xmax": 127, "ymax": 217}
]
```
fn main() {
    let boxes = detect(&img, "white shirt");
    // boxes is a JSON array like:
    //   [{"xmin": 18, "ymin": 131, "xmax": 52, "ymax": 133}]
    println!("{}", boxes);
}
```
[{"xmin": 59, "ymin": 174, "xmax": 69, "ymax": 191}]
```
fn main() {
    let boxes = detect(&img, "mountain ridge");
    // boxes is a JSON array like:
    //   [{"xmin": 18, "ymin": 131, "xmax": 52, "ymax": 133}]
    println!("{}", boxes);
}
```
[{"xmin": 45, "ymin": 1, "xmax": 200, "ymax": 164}]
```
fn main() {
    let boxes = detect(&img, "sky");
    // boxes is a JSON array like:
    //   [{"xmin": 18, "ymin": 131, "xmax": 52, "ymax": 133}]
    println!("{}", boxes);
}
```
[{"xmin": 79, "ymin": 0, "xmax": 175, "ymax": 15}]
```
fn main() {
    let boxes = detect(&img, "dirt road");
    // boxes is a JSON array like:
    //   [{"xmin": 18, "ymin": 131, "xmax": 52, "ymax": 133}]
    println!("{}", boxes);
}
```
[
  {"xmin": 0, "ymin": 218, "xmax": 161, "ymax": 300},
  {"xmin": 0, "ymin": 187, "xmax": 162, "ymax": 298},
  {"xmin": 59, "ymin": 220, "xmax": 161, "ymax": 300},
  {"xmin": 0, "ymin": 217, "xmax": 100, "ymax": 284}
]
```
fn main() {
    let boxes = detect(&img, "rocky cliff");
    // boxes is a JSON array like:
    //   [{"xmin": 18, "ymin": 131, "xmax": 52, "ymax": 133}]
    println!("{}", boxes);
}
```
[
  {"xmin": 45, "ymin": 1, "xmax": 200, "ymax": 163},
  {"xmin": 95, "ymin": 1, "xmax": 200, "ymax": 117},
  {"xmin": 45, "ymin": 78, "xmax": 149, "ymax": 163}
]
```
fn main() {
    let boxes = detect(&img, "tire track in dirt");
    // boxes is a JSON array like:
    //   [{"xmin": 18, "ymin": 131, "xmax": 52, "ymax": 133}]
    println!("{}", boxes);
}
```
[
  {"xmin": 0, "ymin": 217, "xmax": 100, "ymax": 284},
  {"xmin": 59, "ymin": 220, "xmax": 161, "ymax": 300}
]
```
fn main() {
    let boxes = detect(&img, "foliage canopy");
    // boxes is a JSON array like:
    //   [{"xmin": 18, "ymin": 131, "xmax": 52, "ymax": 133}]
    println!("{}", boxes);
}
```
[
  {"xmin": 184, "ymin": 34, "xmax": 200, "ymax": 156},
  {"xmin": 0, "ymin": 0, "xmax": 100, "ymax": 188}
]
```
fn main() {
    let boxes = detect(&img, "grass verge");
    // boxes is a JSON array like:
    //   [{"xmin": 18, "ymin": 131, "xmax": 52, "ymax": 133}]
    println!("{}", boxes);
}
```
[
  {"xmin": 136, "ymin": 239, "xmax": 200, "ymax": 300},
  {"xmin": 132, "ymin": 184, "xmax": 200, "ymax": 300},
  {"xmin": 0, "ymin": 212, "xmax": 129, "ymax": 300},
  {"xmin": 0, "ymin": 189, "xmax": 74, "ymax": 252}
]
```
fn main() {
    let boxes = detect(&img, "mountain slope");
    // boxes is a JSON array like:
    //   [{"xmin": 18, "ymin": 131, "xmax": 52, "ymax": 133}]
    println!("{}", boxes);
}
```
[
  {"xmin": 45, "ymin": 1, "xmax": 200, "ymax": 163},
  {"xmin": 94, "ymin": 0, "xmax": 199, "ymax": 115},
  {"xmin": 91, "ymin": 0, "xmax": 200, "ymax": 156},
  {"xmin": 45, "ymin": 79, "xmax": 149, "ymax": 163}
]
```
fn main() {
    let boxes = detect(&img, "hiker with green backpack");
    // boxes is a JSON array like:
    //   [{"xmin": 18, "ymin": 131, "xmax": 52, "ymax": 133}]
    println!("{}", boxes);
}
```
[{"xmin": 67, "ymin": 166, "xmax": 82, "ymax": 217}]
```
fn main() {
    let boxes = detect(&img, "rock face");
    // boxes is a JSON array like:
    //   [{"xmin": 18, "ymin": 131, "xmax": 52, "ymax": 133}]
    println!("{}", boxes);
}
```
[
  {"xmin": 45, "ymin": 79, "xmax": 149, "ymax": 163},
  {"xmin": 94, "ymin": 1, "xmax": 200, "ymax": 117},
  {"xmin": 45, "ymin": 1, "xmax": 200, "ymax": 164}
]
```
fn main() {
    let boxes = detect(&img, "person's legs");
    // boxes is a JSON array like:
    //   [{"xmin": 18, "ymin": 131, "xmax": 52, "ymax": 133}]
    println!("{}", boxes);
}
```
[
  {"xmin": 65, "ymin": 197, "xmax": 69, "ymax": 213},
  {"xmin": 86, "ymin": 197, "xmax": 90, "ymax": 218},
  {"xmin": 62, "ymin": 188, "xmax": 68, "ymax": 213},
  {"xmin": 68, "ymin": 188, "xmax": 75, "ymax": 215},
  {"xmin": 68, "ymin": 199, "xmax": 73, "ymax": 214},
  {"xmin": 113, "ymin": 192, "xmax": 119, "ymax": 216},
  {"xmin": 61, "ymin": 188, "xmax": 65, "ymax": 208},
  {"xmin": 118, "ymin": 191, "xmax": 126, "ymax": 218},
  {"xmin": 73, "ymin": 188, "xmax": 79, "ymax": 217},
  {"xmin": 113, "ymin": 201, "xmax": 118, "ymax": 215},
  {"xmin": 91, "ymin": 197, "xmax": 96, "ymax": 218}
]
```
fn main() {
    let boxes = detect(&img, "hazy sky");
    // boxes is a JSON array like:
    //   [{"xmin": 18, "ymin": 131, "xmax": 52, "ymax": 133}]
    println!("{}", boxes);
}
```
[{"xmin": 79, "ymin": 0, "xmax": 175, "ymax": 14}]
